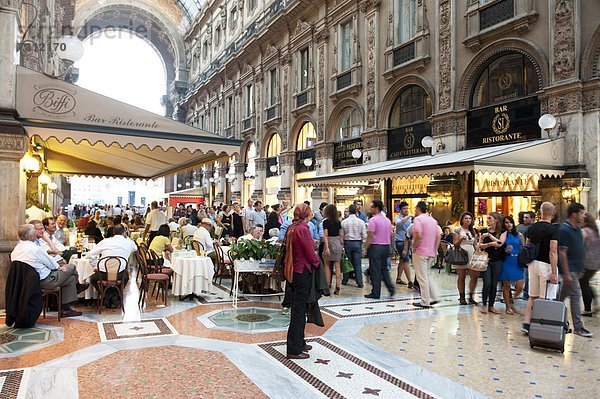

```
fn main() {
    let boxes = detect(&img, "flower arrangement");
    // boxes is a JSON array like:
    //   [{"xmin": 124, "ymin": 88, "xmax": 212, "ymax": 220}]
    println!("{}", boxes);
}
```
[{"xmin": 229, "ymin": 239, "xmax": 279, "ymax": 262}]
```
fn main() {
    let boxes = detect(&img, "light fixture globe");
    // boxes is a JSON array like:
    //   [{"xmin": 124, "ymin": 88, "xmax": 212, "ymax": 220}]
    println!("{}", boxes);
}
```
[
  {"xmin": 22, "ymin": 154, "xmax": 40, "ymax": 174},
  {"xmin": 538, "ymin": 114, "xmax": 557, "ymax": 130},
  {"xmin": 48, "ymin": 182, "xmax": 58, "ymax": 191},
  {"xmin": 38, "ymin": 172, "xmax": 51, "ymax": 185},
  {"xmin": 244, "ymin": 171, "xmax": 250, "ymax": 178},
  {"xmin": 421, "ymin": 136, "xmax": 434, "ymax": 148},
  {"xmin": 351, "ymin": 149, "xmax": 362, "ymax": 160},
  {"xmin": 270, "ymin": 165, "xmax": 278, "ymax": 173},
  {"xmin": 303, "ymin": 158, "xmax": 313, "ymax": 167},
  {"xmin": 209, "ymin": 177, "xmax": 215, "ymax": 183},
  {"xmin": 56, "ymin": 35, "xmax": 84, "ymax": 63}
]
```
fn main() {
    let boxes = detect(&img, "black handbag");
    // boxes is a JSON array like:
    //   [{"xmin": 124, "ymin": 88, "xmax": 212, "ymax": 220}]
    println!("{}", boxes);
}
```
[
  {"xmin": 444, "ymin": 245, "xmax": 469, "ymax": 266},
  {"xmin": 518, "ymin": 242, "xmax": 538, "ymax": 267}
]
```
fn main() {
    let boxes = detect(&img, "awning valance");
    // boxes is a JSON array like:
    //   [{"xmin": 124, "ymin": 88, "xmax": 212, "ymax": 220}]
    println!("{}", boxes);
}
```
[
  {"xmin": 16, "ymin": 66, "xmax": 242, "ymax": 179},
  {"xmin": 297, "ymin": 139, "xmax": 565, "ymax": 187}
]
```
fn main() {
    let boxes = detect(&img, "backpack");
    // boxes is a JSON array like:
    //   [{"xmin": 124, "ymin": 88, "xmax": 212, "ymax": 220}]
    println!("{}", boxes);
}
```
[
  {"xmin": 518, "ymin": 242, "xmax": 538, "ymax": 267},
  {"xmin": 103, "ymin": 286, "xmax": 121, "ymax": 309}
]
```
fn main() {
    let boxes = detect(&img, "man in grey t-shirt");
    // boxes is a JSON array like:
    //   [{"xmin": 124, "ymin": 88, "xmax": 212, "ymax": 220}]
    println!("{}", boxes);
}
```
[{"xmin": 248, "ymin": 200, "xmax": 266, "ymax": 230}]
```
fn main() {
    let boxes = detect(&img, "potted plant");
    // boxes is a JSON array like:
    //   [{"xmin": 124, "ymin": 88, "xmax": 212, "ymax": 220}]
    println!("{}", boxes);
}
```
[{"xmin": 230, "ymin": 239, "xmax": 279, "ymax": 270}]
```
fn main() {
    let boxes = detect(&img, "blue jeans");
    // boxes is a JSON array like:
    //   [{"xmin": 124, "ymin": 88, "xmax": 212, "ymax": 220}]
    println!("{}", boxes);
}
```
[
  {"xmin": 481, "ymin": 260, "xmax": 502, "ymax": 307},
  {"xmin": 368, "ymin": 244, "xmax": 394, "ymax": 298},
  {"xmin": 343, "ymin": 241, "xmax": 363, "ymax": 285}
]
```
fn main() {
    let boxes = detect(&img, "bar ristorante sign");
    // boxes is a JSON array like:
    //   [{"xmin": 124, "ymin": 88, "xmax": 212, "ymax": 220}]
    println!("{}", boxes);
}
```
[
  {"xmin": 388, "ymin": 122, "xmax": 430, "ymax": 160},
  {"xmin": 333, "ymin": 138, "xmax": 362, "ymax": 168},
  {"xmin": 467, "ymin": 97, "xmax": 541, "ymax": 149}
]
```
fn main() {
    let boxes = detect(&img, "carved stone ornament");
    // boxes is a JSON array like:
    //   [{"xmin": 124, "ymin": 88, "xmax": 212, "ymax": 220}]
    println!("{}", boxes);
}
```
[
  {"xmin": 279, "ymin": 152, "xmax": 296, "ymax": 166},
  {"xmin": 438, "ymin": 0, "xmax": 452, "ymax": 110},
  {"xmin": 238, "ymin": 0, "xmax": 245, "ymax": 11},
  {"xmin": 295, "ymin": 20, "xmax": 312, "ymax": 38},
  {"xmin": 552, "ymin": 0, "xmax": 576, "ymax": 81},
  {"xmin": 317, "ymin": 45, "xmax": 326, "ymax": 142},
  {"xmin": 0, "ymin": 133, "xmax": 26, "ymax": 154},
  {"xmin": 315, "ymin": 143, "xmax": 334, "ymax": 159},
  {"xmin": 281, "ymin": 67, "xmax": 289, "ymax": 150},
  {"xmin": 366, "ymin": 14, "xmax": 376, "ymax": 129},
  {"xmin": 582, "ymin": 89, "xmax": 600, "ymax": 111},
  {"xmin": 319, "ymin": 28, "xmax": 330, "ymax": 43}
]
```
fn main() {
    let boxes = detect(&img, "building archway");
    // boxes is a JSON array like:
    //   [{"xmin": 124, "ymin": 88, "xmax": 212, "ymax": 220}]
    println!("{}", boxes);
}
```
[
  {"xmin": 74, "ymin": 1, "xmax": 188, "ymax": 119},
  {"xmin": 582, "ymin": 23, "xmax": 600, "ymax": 79},
  {"xmin": 264, "ymin": 131, "xmax": 282, "ymax": 206},
  {"xmin": 294, "ymin": 122, "xmax": 317, "ymax": 204}
]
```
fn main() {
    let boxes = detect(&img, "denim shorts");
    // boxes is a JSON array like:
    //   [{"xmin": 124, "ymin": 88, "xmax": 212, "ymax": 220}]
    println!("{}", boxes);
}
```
[{"xmin": 394, "ymin": 241, "xmax": 410, "ymax": 262}]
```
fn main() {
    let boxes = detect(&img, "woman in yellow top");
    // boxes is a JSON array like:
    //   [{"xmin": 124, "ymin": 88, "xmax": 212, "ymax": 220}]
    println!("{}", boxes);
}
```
[{"xmin": 149, "ymin": 224, "xmax": 174, "ymax": 264}]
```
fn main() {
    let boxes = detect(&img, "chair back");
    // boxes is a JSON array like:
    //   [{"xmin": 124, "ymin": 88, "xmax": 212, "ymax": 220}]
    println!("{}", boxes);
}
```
[
  {"xmin": 97, "ymin": 256, "xmax": 127, "ymax": 283},
  {"xmin": 439, "ymin": 241, "xmax": 451, "ymax": 256},
  {"xmin": 147, "ymin": 249, "xmax": 164, "ymax": 273},
  {"xmin": 214, "ymin": 243, "xmax": 224, "ymax": 265},
  {"xmin": 183, "ymin": 235, "xmax": 193, "ymax": 248},
  {"xmin": 137, "ymin": 242, "xmax": 149, "ymax": 258},
  {"xmin": 135, "ymin": 251, "xmax": 148, "ymax": 277},
  {"xmin": 191, "ymin": 240, "xmax": 204, "ymax": 255}
]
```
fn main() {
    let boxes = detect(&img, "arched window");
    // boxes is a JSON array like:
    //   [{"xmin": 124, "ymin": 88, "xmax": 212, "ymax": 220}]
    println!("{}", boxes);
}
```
[
  {"xmin": 471, "ymin": 53, "xmax": 539, "ymax": 108},
  {"xmin": 296, "ymin": 122, "xmax": 316, "ymax": 150},
  {"xmin": 337, "ymin": 108, "xmax": 362, "ymax": 141},
  {"xmin": 266, "ymin": 134, "xmax": 281, "ymax": 158},
  {"xmin": 389, "ymin": 85, "xmax": 432, "ymax": 128}
]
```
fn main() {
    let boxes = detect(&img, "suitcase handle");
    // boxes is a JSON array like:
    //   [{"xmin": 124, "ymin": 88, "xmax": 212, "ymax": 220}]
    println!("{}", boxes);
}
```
[{"xmin": 544, "ymin": 281, "xmax": 561, "ymax": 301}]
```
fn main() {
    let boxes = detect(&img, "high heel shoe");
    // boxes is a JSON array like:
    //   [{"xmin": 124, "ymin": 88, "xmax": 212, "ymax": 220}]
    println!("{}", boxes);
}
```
[{"xmin": 334, "ymin": 286, "xmax": 340, "ymax": 295}]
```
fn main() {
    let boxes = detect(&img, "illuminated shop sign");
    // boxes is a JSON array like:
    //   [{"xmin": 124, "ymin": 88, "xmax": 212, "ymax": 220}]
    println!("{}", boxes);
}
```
[{"xmin": 387, "ymin": 122, "xmax": 430, "ymax": 160}]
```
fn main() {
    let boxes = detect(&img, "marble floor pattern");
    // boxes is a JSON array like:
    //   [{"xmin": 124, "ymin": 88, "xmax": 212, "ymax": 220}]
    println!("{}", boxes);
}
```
[{"xmin": 0, "ymin": 267, "xmax": 598, "ymax": 398}]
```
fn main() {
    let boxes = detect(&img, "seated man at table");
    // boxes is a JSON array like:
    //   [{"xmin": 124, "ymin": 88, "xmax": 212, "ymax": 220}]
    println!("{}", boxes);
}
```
[
  {"xmin": 86, "ymin": 223, "xmax": 137, "ymax": 291},
  {"xmin": 239, "ymin": 225, "xmax": 264, "ymax": 241},
  {"xmin": 30, "ymin": 220, "xmax": 64, "ymax": 264},
  {"xmin": 11, "ymin": 224, "xmax": 86, "ymax": 317},
  {"xmin": 179, "ymin": 217, "xmax": 198, "ymax": 239},
  {"xmin": 43, "ymin": 217, "xmax": 77, "ymax": 262},
  {"xmin": 193, "ymin": 218, "xmax": 215, "ymax": 254},
  {"xmin": 54, "ymin": 214, "xmax": 68, "ymax": 245}
]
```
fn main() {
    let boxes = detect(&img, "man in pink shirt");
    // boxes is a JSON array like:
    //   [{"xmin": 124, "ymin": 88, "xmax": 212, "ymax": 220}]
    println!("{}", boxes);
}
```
[
  {"xmin": 362, "ymin": 200, "xmax": 395, "ymax": 299},
  {"xmin": 412, "ymin": 201, "xmax": 441, "ymax": 307}
]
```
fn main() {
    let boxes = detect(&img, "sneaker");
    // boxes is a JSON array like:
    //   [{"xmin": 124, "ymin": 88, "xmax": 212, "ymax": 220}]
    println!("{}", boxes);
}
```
[
  {"xmin": 521, "ymin": 324, "xmax": 530, "ymax": 335},
  {"xmin": 574, "ymin": 328, "xmax": 593, "ymax": 337},
  {"xmin": 582, "ymin": 311, "xmax": 593, "ymax": 317}
]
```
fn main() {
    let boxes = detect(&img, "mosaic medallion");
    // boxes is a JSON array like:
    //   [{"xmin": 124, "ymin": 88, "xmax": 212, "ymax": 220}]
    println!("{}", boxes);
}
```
[
  {"xmin": 97, "ymin": 318, "xmax": 178, "ymax": 342},
  {"xmin": 199, "ymin": 307, "xmax": 290, "ymax": 333},
  {"xmin": 0, "ymin": 327, "xmax": 51, "ymax": 354}
]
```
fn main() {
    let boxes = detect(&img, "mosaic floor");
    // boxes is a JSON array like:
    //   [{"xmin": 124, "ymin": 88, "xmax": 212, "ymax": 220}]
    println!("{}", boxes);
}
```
[{"xmin": 1, "ymin": 265, "xmax": 598, "ymax": 398}]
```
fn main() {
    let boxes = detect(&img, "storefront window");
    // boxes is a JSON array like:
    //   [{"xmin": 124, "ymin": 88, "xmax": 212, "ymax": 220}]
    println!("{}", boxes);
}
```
[
  {"xmin": 267, "ymin": 134, "xmax": 281, "ymax": 157},
  {"xmin": 471, "ymin": 53, "xmax": 539, "ymax": 108},
  {"xmin": 388, "ymin": 85, "xmax": 432, "ymax": 160},
  {"xmin": 337, "ymin": 107, "xmax": 362, "ymax": 141},
  {"xmin": 389, "ymin": 85, "xmax": 432, "ymax": 127}
]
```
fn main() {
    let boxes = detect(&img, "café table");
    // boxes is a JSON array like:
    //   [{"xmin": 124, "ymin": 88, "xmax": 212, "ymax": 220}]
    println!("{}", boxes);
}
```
[
  {"xmin": 70, "ymin": 255, "xmax": 96, "ymax": 299},
  {"xmin": 170, "ymin": 256, "xmax": 215, "ymax": 299}
]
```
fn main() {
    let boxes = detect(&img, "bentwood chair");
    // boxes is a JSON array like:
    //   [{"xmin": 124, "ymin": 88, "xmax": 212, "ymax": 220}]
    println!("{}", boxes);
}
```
[
  {"xmin": 438, "ymin": 241, "xmax": 451, "ymax": 274},
  {"xmin": 191, "ymin": 240, "xmax": 204, "ymax": 256},
  {"xmin": 41, "ymin": 287, "xmax": 62, "ymax": 322},
  {"xmin": 96, "ymin": 256, "xmax": 128, "ymax": 314},
  {"xmin": 135, "ymin": 252, "xmax": 168, "ymax": 308},
  {"xmin": 213, "ymin": 243, "xmax": 234, "ymax": 295}
]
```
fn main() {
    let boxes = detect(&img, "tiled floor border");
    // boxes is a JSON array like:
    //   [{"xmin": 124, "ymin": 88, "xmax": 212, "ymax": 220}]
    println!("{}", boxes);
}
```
[{"xmin": 258, "ymin": 337, "xmax": 438, "ymax": 399}]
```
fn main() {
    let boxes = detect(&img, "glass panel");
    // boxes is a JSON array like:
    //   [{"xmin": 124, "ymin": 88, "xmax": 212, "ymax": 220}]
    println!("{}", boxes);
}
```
[
  {"xmin": 472, "ymin": 70, "xmax": 489, "ymax": 108},
  {"xmin": 389, "ymin": 85, "xmax": 430, "ymax": 127},
  {"xmin": 396, "ymin": 0, "xmax": 416, "ymax": 44},
  {"xmin": 337, "ymin": 108, "xmax": 362, "ymax": 141},
  {"xmin": 297, "ymin": 122, "xmax": 316, "ymax": 150},
  {"xmin": 269, "ymin": 69, "xmax": 277, "ymax": 105},
  {"xmin": 267, "ymin": 134, "xmax": 281, "ymax": 157},
  {"xmin": 300, "ymin": 48, "xmax": 309, "ymax": 91},
  {"xmin": 340, "ymin": 21, "xmax": 352, "ymax": 72}
]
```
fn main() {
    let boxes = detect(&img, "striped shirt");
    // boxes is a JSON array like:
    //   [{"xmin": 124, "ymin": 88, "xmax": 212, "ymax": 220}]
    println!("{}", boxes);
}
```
[{"xmin": 341, "ymin": 214, "xmax": 367, "ymax": 241}]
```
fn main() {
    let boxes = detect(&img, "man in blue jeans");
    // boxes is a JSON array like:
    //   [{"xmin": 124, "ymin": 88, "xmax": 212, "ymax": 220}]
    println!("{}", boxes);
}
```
[{"xmin": 341, "ymin": 204, "xmax": 367, "ymax": 287}]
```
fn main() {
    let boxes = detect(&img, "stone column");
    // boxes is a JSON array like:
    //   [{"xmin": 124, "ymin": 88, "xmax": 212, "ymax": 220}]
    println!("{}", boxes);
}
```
[
  {"xmin": 204, "ymin": 166, "xmax": 214, "ymax": 205},
  {"xmin": 362, "ymin": 0, "xmax": 381, "ymax": 151},
  {"xmin": 277, "ymin": 151, "xmax": 295, "ymax": 201},
  {"xmin": 253, "ymin": 157, "xmax": 267, "ymax": 202},
  {"xmin": 0, "ymin": 1, "xmax": 27, "ymax": 307},
  {"xmin": 231, "ymin": 162, "xmax": 245, "ymax": 203},
  {"xmin": 215, "ymin": 163, "xmax": 228, "ymax": 204},
  {"xmin": 315, "ymin": 142, "xmax": 334, "ymax": 175},
  {"xmin": 311, "ymin": 188, "xmax": 330, "ymax": 210},
  {"xmin": 361, "ymin": 130, "xmax": 387, "ymax": 163}
]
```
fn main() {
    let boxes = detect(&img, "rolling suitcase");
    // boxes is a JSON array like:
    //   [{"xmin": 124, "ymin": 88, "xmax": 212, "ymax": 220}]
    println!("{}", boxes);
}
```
[{"xmin": 529, "ymin": 283, "xmax": 569, "ymax": 353}]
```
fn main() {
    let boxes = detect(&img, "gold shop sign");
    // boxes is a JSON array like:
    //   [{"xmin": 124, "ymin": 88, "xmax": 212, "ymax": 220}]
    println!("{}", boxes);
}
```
[
  {"xmin": 475, "ymin": 172, "xmax": 539, "ymax": 193},
  {"xmin": 391, "ymin": 176, "xmax": 430, "ymax": 195}
]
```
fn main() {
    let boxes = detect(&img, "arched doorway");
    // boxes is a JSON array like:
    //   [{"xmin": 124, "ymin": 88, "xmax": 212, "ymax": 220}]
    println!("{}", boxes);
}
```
[
  {"xmin": 265, "ymin": 133, "xmax": 281, "ymax": 206},
  {"xmin": 466, "ymin": 51, "xmax": 543, "ymax": 226},
  {"xmin": 294, "ymin": 122, "xmax": 317, "ymax": 205}
]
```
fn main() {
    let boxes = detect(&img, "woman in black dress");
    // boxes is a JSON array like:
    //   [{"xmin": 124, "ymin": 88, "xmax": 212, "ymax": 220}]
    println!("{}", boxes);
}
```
[
  {"xmin": 231, "ymin": 202, "xmax": 244, "ymax": 239},
  {"xmin": 264, "ymin": 209, "xmax": 282, "ymax": 239},
  {"xmin": 219, "ymin": 204, "xmax": 233, "ymax": 238}
]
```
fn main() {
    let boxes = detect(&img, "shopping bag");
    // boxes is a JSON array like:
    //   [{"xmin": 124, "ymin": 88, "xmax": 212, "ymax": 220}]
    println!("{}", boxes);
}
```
[{"xmin": 341, "ymin": 254, "xmax": 354, "ymax": 273}]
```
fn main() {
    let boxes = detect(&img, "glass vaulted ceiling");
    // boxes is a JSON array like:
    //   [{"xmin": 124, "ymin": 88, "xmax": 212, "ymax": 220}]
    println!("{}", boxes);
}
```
[{"xmin": 177, "ymin": 0, "xmax": 205, "ymax": 22}]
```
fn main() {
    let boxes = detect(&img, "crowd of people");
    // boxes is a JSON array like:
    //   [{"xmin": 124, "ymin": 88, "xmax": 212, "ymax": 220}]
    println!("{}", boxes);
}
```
[{"xmin": 10, "ymin": 195, "xmax": 600, "ymax": 353}]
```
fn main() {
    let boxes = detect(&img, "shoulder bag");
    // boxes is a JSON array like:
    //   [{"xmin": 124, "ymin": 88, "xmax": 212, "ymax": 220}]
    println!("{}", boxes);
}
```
[
  {"xmin": 340, "ymin": 251, "xmax": 354, "ymax": 274},
  {"xmin": 444, "ymin": 245, "xmax": 469, "ymax": 266},
  {"xmin": 469, "ymin": 248, "xmax": 489, "ymax": 272}
]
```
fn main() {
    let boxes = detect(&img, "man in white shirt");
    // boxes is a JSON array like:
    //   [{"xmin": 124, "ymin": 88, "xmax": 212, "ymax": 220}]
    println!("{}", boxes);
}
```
[
  {"xmin": 143, "ymin": 201, "xmax": 167, "ymax": 244},
  {"xmin": 54, "ymin": 215, "xmax": 68, "ymax": 245},
  {"xmin": 248, "ymin": 201, "xmax": 267, "ymax": 230},
  {"xmin": 241, "ymin": 199, "xmax": 254, "ymax": 233},
  {"xmin": 179, "ymin": 217, "xmax": 198, "ymax": 238},
  {"xmin": 86, "ymin": 224, "xmax": 137, "ymax": 291},
  {"xmin": 42, "ymin": 217, "xmax": 77, "ymax": 262},
  {"xmin": 124, "ymin": 205, "xmax": 134, "ymax": 220},
  {"xmin": 112, "ymin": 204, "xmax": 122, "ymax": 216},
  {"xmin": 168, "ymin": 218, "xmax": 180, "ymax": 232},
  {"xmin": 26, "ymin": 202, "xmax": 47, "ymax": 223},
  {"xmin": 240, "ymin": 225, "xmax": 264, "ymax": 241},
  {"xmin": 193, "ymin": 218, "xmax": 215, "ymax": 254},
  {"xmin": 341, "ymin": 204, "xmax": 367, "ymax": 287},
  {"xmin": 11, "ymin": 224, "xmax": 85, "ymax": 317}
]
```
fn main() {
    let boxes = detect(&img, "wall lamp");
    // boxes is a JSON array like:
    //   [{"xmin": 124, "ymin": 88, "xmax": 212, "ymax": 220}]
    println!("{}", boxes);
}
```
[
  {"xmin": 538, "ymin": 114, "xmax": 566, "ymax": 140},
  {"xmin": 270, "ymin": 164, "xmax": 279, "ymax": 174},
  {"xmin": 303, "ymin": 158, "xmax": 320, "ymax": 168},
  {"xmin": 22, "ymin": 152, "xmax": 41, "ymax": 179},
  {"xmin": 561, "ymin": 183, "xmax": 583, "ymax": 202},
  {"xmin": 421, "ymin": 136, "xmax": 446, "ymax": 156}
]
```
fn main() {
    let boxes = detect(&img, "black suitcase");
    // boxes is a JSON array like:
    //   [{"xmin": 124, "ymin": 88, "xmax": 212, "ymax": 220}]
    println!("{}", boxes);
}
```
[{"xmin": 529, "ymin": 283, "xmax": 569, "ymax": 353}]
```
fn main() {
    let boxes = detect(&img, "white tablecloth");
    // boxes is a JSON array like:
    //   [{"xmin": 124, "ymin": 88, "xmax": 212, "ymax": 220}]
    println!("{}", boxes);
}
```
[
  {"xmin": 171, "ymin": 249, "xmax": 198, "ymax": 259},
  {"xmin": 170, "ymin": 256, "xmax": 215, "ymax": 296},
  {"xmin": 71, "ymin": 257, "xmax": 96, "ymax": 299}
]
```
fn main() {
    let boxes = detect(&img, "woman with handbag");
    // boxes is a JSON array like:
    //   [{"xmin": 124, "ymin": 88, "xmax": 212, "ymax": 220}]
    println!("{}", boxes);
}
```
[
  {"xmin": 478, "ymin": 212, "xmax": 504, "ymax": 314},
  {"xmin": 498, "ymin": 216, "xmax": 525, "ymax": 314},
  {"xmin": 452, "ymin": 212, "xmax": 479, "ymax": 305},
  {"xmin": 580, "ymin": 212, "xmax": 600, "ymax": 316}
]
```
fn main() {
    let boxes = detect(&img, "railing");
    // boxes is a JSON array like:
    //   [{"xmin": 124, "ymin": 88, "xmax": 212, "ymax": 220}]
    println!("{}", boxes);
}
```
[
  {"xmin": 266, "ymin": 105, "xmax": 277, "ymax": 121},
  {"xmin": 480, "ymin": 0, "xmax": 514, "ymax": 30},
  {"xmin": 336, "ymin": 71, "xmax": 352, "ymax": 91},
  {"xmin": 296, "ymin": 91, "xmax": 308, "ymax": 108},
  {"xmin": 393, "ymin": 41, "xmax": 416, "ymax": 67}
]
